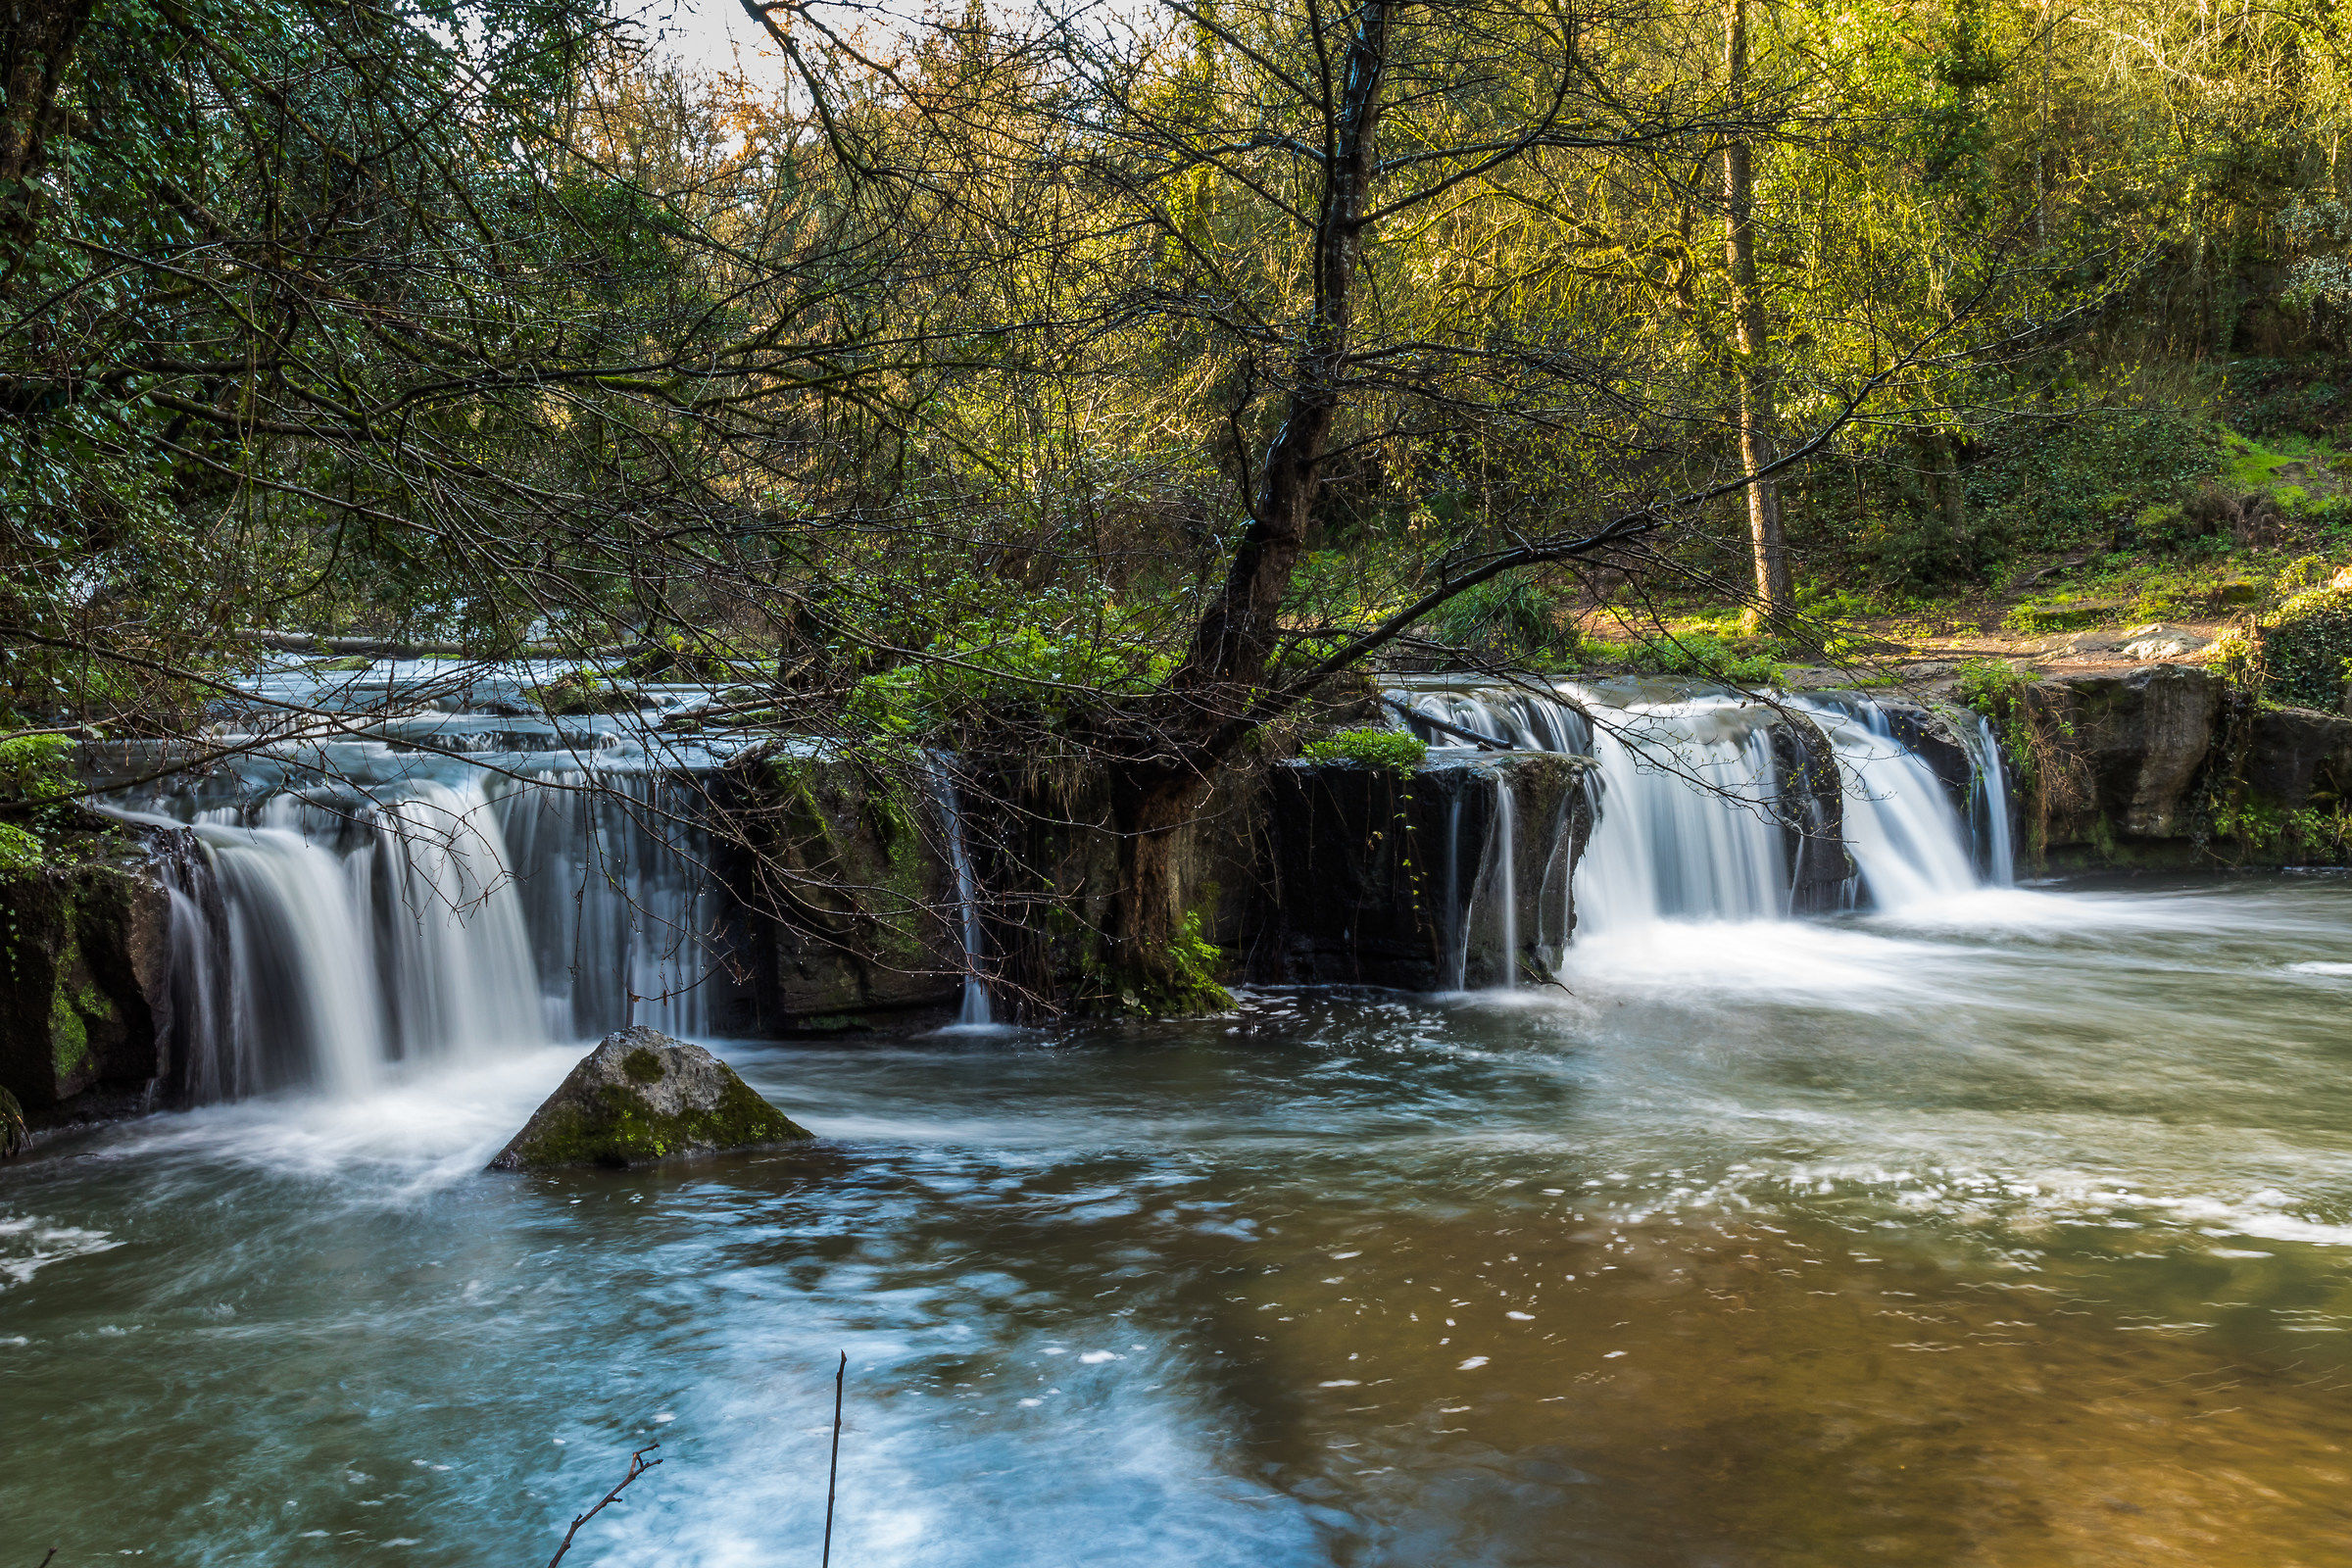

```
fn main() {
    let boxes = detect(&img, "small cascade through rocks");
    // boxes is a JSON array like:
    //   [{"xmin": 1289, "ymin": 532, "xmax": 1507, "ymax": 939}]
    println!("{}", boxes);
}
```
[
  {"xmin": 1389, "ymin": 675, "xmax": 2014, "ymax": 972},
  {"xmin": 928, "ymin": 756, "xmax": 996, "ymax": 1028}
]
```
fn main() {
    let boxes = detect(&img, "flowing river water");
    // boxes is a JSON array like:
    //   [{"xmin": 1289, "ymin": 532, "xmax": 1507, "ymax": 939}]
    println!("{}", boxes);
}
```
[
  {"xmin": 9, "ymin": 880, "xmax": 2352, "ymax": 1565},
  {"xmin": 7, "ymin": 669, "xmax": 2352, "ymax": 1564}
]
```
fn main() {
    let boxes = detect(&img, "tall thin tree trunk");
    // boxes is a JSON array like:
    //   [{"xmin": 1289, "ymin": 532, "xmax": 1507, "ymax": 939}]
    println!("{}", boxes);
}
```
[{"xmin": 1723, "ymin": 0, "xmax": 1790, "ymax": 625}]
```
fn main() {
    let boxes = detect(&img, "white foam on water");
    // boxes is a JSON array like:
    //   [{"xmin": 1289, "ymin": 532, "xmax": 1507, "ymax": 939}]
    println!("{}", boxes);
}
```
[
  {"xmin": 0, "ymin": 1217, "xmax": 123, "ymax": 1290},
  {"xmin": 88, "ymin": 1045, "xmax": 589, "ymax": 1198}
]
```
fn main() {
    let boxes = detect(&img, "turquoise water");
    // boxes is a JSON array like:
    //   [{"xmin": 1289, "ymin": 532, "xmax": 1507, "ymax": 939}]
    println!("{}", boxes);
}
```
[{"xmin": 6, "ymin": 878, "xmax": 2352, "ymax": 1566}]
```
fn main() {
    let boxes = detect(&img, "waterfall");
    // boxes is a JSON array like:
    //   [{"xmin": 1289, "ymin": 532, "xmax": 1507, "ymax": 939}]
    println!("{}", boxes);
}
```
[
  {"xmin": 1568, "ymin": 690, "xmax": 1793, "ymax": 937},
  {"xmin": 492, "ymin": 770, "xmax": 723, "ymax": 1039},
  {"xmin": 1388, "ymin": 675, "xmax": 2015, "ymax": 956},
  {"xmin": 1961, "ymin": 711, "xmax": 2017, "ymax": 886},
  {"xmin": 148, "ymin": 782, "xmax": 550, "ymax": 1096},
  {"xmin": 371, "ymin": 781, "xmax": 547, "ymax": 1055},
  {"xmin": 1443, "ymin": 768, "xmax": 1520, "ymax": 991},
  {"xmin": 929, "ymin": 759, "xmax": 995, "ymax": 1027},
  {"xmin": 1788, "ymin": 696, "xmax": 1977, "ymax": 911},
  {"xmin": 199, "ymin": 811, "xmax": 393, "ymax": 1094},
  {"xmin": 1489, "ymin": 775, "xmax": 1518, "ymax": 989},
  {"xmin": 145, "ymin": 831, "xmax": 234, "ymax": 1103}
]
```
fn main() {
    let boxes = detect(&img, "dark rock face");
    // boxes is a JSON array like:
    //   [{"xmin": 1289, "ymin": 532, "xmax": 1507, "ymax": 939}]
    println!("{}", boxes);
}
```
[
  {"xmin": 711, "ymin": 756, "xmax": 965, "ymax": 1032},
  {"xmin": 2028, "ymin": 663, "xmax": 2225, "ymax": 846},
  {"xmin": 487, "ymin": 1026, "xmax": 811, "ymax": 1171},
  {"xmin": 1251, "ymin": 752, "xmax": 1591, "ymax": 989},
  {"xmin": 0, "ymin": 845, "xmax": 180, "ymax": 1124}
]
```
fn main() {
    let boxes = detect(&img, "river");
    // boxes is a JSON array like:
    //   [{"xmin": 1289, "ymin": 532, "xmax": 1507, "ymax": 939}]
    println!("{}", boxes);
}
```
[{"xmin": 7, "ymin": 875, "xmax": 2352, "ymax": 1565}]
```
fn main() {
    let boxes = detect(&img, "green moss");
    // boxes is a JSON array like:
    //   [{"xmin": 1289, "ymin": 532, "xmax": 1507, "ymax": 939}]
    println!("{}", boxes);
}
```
[
  {"xmin": 504, "ymin": 1079, "xmax": 809, "ymax": 1169},
  {"xmin": 50, "ymin": 981, "xmax": 88, "ymax": 1081},
  {"xmin": 621, "ymin": 1047, "xmax": 665, "ymax": 1083},
  {"xmin": 1299, "ymin": 728, "xmax": 1428, "ymax": 777}
]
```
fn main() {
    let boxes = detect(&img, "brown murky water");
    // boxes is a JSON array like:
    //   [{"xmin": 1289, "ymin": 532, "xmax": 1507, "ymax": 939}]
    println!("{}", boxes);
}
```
[{"xmin": 6, "ymin": 879, "xmax": 2352, "ymax": 1565}]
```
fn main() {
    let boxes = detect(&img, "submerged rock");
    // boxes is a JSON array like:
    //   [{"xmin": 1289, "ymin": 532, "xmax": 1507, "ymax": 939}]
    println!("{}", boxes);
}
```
[{"xmin": 487, "ymin": 1027, "xmax": 811, "ymax": 1171}]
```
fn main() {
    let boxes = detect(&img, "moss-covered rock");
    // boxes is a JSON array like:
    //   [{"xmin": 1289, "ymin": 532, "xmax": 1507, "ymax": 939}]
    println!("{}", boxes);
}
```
[
  {"xmin": 486, "ymin": 1026, "xmax": 811, "ymax": 1171},
  {"xmin": 2, "ymin": 843, "xmax": 177, "ymax": 1120}
]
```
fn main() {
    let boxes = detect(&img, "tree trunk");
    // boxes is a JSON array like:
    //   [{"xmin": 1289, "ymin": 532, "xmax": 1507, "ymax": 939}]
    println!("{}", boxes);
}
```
[
  {"xmin": 0, "ymin": 0, "xmax": 95, "ymax": 277},
  {"xmin": 1723, "ymin": 0, "xmax": 1790, "ymax": 626},
  {"xmin": 1097, "ymin": 763, "xmax": 1219, "ymax": 1013},
  {"xmin": 1092, "ymin": 0, "xmax": 1396, "ymax": 1005}
]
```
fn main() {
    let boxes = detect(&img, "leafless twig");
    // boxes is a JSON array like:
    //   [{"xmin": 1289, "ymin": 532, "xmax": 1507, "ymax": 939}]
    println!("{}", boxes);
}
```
[{"xmin": 545, "ymin": 1441, "xmax": 662, "ymax": 1568}]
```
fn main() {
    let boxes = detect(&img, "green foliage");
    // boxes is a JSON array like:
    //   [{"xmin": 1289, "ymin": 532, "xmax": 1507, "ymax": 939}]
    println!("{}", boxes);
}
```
[
  {"xmin": 1618, "ymin": 632, "xmax": 1785, "ymax": 687},
  {"xmin": 1955, "ymin": 658, "xmax": 2049, "ymax": 788},
  {"xmin": 1099, "ymin": 909, "xmax": 1231, "ymax": 1017},
  {"xmin": 0, "ymin": 735, "xmax": 80, "ymax": 870},
  {"xmin": 2258, "ymin": 584, "xmax": 2352, "ymax": 710},
  {"xmin": 1299, "ymin": 729, "xmax": 1428, "ymax": 776},
  {"xmin": 0, "ymin": 825, "xmax": 46, "ymax": 877},
  {"xmin": 847, "ymin": 580, "xmax": 1176, "ymax": 739},
  {"xmin": 1422, "ymin": 577, "xmax": 1578, "ymax": 666}
]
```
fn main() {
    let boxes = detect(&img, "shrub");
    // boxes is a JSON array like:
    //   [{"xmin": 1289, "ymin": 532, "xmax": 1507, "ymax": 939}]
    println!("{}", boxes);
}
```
[
  {"xmin": 0, "ymin": 823, "xmax": 45, "ymax": 876},
  {"xmin": 1622, "ymin": 631, "xmax": 1784, "ymax": 687},
  {"xmin": 1423, "ymin": 576, "xmax": 1578, "ymax": 665},
  {"xmin": 0, "ymin": 734, "xmax": 79, "ymax": 870},
  {"xmin": 1299, "ymin": 728, "xmax": 1428, "ymax": 776},
  {"xmin": 2260, "ymin": 583, "xmax": 2352, "ymax": 710}
]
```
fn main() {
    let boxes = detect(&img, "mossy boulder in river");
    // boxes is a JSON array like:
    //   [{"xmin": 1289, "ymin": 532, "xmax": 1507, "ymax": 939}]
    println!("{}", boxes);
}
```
[{"xmin": 487, "ymin": 1027, "xmax": 811, "ymax": 1171}]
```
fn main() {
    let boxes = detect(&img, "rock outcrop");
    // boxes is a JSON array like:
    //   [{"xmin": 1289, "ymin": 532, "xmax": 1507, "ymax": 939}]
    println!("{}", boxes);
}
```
[
  {"xmin": 487, "ymin": 1027, "xmax": 811, "ymax": 1171},
  {"xmin": 1252, "ymin": 751, "xmax": 1592, "ymax": 989},
  {"xmin": 1995, "ymin": 663, "xmax": 2352, "ymax": 867},
  {"xmin": 0, "ymin": 834, "xmax": 185, "ymax": 1125}
]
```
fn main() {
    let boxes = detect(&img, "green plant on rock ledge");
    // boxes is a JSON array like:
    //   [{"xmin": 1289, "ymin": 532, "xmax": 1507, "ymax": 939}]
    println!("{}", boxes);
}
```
[
  {"xmin": 2207, "ymin": 799, "xmax": 2352, "ymax": 861},
  {"xmin": 1956, "ymin": 659, "xmax": 2045, "ymax": 779},
  {"xmin": 1086, "ymin": 908, "xmax": 1232, "ymax": 1017},
  {"xmin": 2256, "ymin": 582, "xmax": 2352, "ymax": 710},
  {"xmin": 1299, "ymin": 728, "xmax": 1427, "ymax": 777}
]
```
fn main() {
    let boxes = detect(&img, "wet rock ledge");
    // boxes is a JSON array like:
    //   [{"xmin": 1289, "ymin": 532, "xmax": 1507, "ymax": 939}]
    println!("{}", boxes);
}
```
[{"xmin": 487, "ymin": 1027, "xmax": 811, "ymax": 1171}]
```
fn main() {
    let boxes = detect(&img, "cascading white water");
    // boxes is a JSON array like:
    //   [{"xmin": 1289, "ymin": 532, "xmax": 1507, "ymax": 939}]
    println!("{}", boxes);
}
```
[
  {"xmin": 492, "ymin": 770, "xmax": 721, "ymax": 1039},
  {"xmin": 929, "ymin": 760, "xmax": 995, "ymax": 1027},
  {"xmin": 1788, "ymin": 697, "xmax": 1978, "ymax": 911},
  {"xmin": 176, "ymin": 783, "xmax": 548, "ymax": 1095},
  {"xmin": 1962, "ymin": 711, "xmax": 2017, "ymax": 887},
  {"xmin": 1390, "ymin": 675, "xmax": 2014, "ymax": 961},
  {"xmin": 1489, "ymin": 776, "xmax": 1518, "ymax": 988},
  {"xmin": 1567, "ymin": 690, "xmax": 1794, "ymax": 938},
  {"xmin": 198, "ymin": 808, "xmax": 392, "ymax": 1094},
  {"xmin": 372, "ymin": 781, "xmax": 547, "ymax": 1055},
  {"xmin": 1443, "ymin": 768, "xmax": 1521, "ymax": 991}
]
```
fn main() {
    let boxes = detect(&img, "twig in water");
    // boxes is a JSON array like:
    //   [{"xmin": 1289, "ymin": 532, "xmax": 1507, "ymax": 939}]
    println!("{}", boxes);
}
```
[
  {"xmin": 37, "ymin": 1549, "xmax": 58, "ymax": 1567},
  {"xmin": 822, "ymin": 1352, "xmax": 847, "ymax": 1568},
  {"xmin": 546, "ymin": 1441, "xmax": 662, "ymax": 1568}
]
